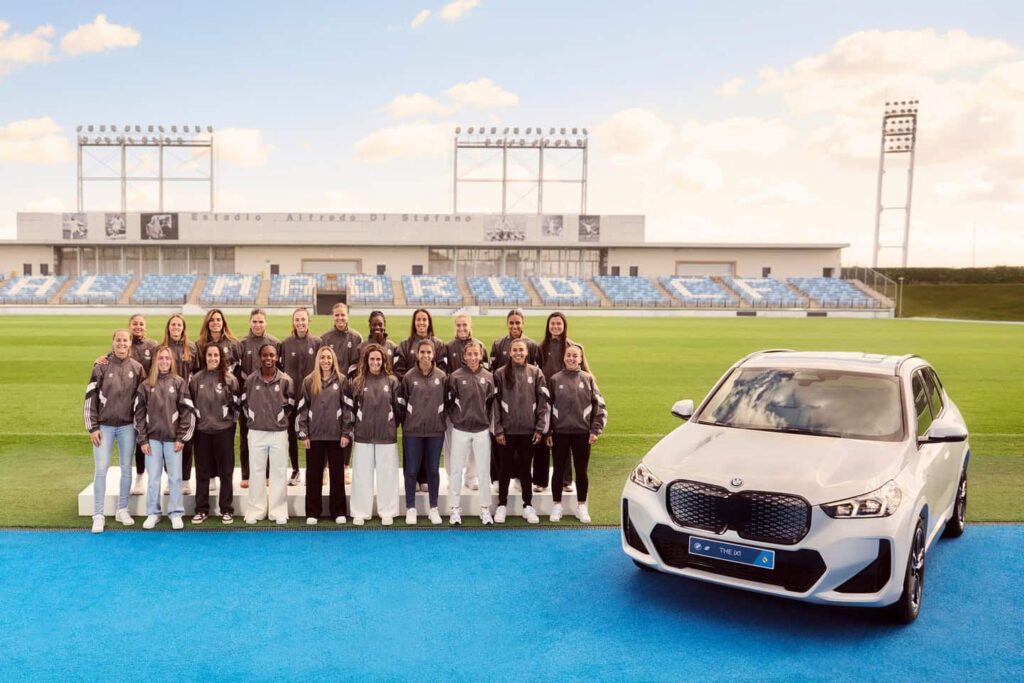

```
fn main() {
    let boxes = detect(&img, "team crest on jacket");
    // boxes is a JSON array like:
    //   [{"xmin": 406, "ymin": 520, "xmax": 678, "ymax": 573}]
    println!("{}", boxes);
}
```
[
  {"xmin": 273, "ymin": 385, "xmax": 279, "ymax": 392},
  {"xmin": 308, "ymin": 348, "xmax": 314, "ymax": 354},
  {"xmin": 347, "ymin": 341, "xmax": 352, "ymax": 348},
  {"xmin": 144, "ymin": 349, "xmax": 151, "ymax": 358},
  {"xmin": 128, "ymin": 371, "xmax": 134, "ymax": 378},
  {"xmin": 169, "ymin": 386, "xmax": 175, "ymax": 394},
  {"xmin": 527, "ymin": 377, "xmax": 534, "ymax": 384},
  {"xmin": 332, "ymin": 383, "xmax": 339, "ymax": 390},
  {"xmin": 435, "ymin": 378, "xmax": 441, "ymax": 385},
  {"xmin": 413, "ymin": 380, "xmax": 419, "ymax": 386},
  {"xmin": 384, "ymin": 385, "xmax": 390, "ymax": 392},
  {"xmin": 480, "ymin": 377, "xmax": 486, "ymax": 384},
  {"xmin": 579, "ymin": 382, "xmax": 585, "ymax": 389}
]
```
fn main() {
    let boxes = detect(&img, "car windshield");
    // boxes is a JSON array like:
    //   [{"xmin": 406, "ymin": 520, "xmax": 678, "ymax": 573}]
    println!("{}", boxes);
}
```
[{"xmin": 695, "ymin": 367, "xmax": 905, "ymax": 442}]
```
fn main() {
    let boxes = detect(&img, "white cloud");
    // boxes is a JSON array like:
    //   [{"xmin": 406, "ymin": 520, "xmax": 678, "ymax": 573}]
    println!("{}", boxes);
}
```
[
  {"xmin": 0, "ymin": 117, "xmax": 73, "ymax": 164},
  {"xmin": 668, "ymin": 157, "xmax": 723, "ymax": 191},
  {"xmin": 354, "ymin": 121, "xmax": 452, "ymax": 163},
  {"xmin": 443, "ymin": 77, "xmax": 518, "ymax": 109},
  {"xmin": 679, "ymin": 117, "xmax": 793, "ymax": 156},
  {"xmin": 23, "ymin": 196, "xmax": 66, "ymax": 212},
  {"xmin": 716, "ymin": 77, "xmax": 745, "ymax": 97},
  {"xmin": 215, "ymin": 128, "xmax": 273, "ymax": 168},
  {"xmin": 933, "ymin": 167, "xmax": 1023, "ymax": 202},
  {"xmin": 739, "ymin": 180, "xmax": 818, "ymax": 206},
  {"xmin": 593, "ymin": 108, "xmax": 673, "ymax": 164},
  {"xmin": 0, "ymin": 21, "xmax": 54, "ymax": 71},
  {"xmin": 60, "ymin": 14, "xmax": 140, "ymax": 56},
  {"xmin": 384, "ymin": 93, "xmax": 451, "ymax": 118},
  {"xmin": 411, "ymin": 9, "xmax": 432, "ymax": 28},
  {"xmin": 440, "ymin": 0, "xmax": 480, "ymax": 22}
]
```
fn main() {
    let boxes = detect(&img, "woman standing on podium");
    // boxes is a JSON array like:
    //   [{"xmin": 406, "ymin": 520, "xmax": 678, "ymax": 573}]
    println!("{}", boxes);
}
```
[
  {"xmin": 189, "ymin": 343, "xmax": 240, "ymax": 525},
  {"xmin": 397, "ymin": 339, "xmax": 447, "ymax": 526},
  {"xmin": 297, "ymin": 346, "xmax": 349, "ymax": 526}
]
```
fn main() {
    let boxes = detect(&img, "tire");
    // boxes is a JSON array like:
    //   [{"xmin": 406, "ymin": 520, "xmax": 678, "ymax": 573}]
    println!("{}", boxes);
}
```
[
  {"xmin": 942, "ymin": 468, "xmax": 967, "ymax": 539},
  {"xmin": 889, "ymin": 516, "xmax": 926, "ymax": 624},
  {"xmin": 633, "ymin": 559, "xmax": 657, "ymax": 572}
]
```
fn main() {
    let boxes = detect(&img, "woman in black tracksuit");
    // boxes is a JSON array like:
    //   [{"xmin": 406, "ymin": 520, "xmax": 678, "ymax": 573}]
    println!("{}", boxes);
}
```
[
  {"xmin": 297, "ymin": 346, "xmax": 349, "ymax": 525},
  {"xmin": 393, "ymin": 308, "xmax": 446, "ymax": 490},
  {"xmin": 538, "ymin": 311, "xmax": 580, "ymax": 493},
  {"xmin": 547, "ymin": 343, "xmax": 606, "ymax": 524},
  {"xmin": 493, "ymin": 338, "xmax": 550, "ymax": 525},
  {"xmin": 163, "ymin": 314, "xmax": 198, "ymax": 495},
  {"xmin": 189, "ymin": 343, "xmax": 240, "ymax": 525}
]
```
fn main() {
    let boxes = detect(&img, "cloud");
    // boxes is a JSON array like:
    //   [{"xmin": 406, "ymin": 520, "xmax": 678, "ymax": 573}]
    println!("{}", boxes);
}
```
[
  {"xmin": 679, "ymin": 117, "xmax": 793, "ymax": 156},
  {"xmin": 384, "ymin": 93, "xmax": 450, "ymax": 118},
  {"xmin": 739, "ymin": 180, "xmax": 818, "ymax": 206},
  {"xmin": 23, "ymin": 196, "xmax": 66, "ymax": 212},
  {"xmin": 411, "ymin": 9, "xmax": 432, "ymax": 28},
  {"xmin": 716, "ymin": 77, "xmax": 745, "ymax": 97},
  {"xmin": 440, "ymin": 0, "xmax": 480, "ymax": 22},
  {"xmin": 384, "ymin": 77, "xmax": 518, "ymax": 119},
  {"xmin": 593, "ymin": 108, "xmax": 673, "ymax": 164},
  {"xmin": 668, "ymin": 157, "xmax": 723, "ymax": 191},
  {"xmin": 933, "ymin": 167, "xmax": 1023, "ymax": 202},
  {"xmin": 0, "ymin": 21, "xmax": 55, "ymax": 72},
  {"xmin": 0, "ymin": 117, "xmax": 73, "ymax": 164},
  {"xmin": 215, "ymin": 128, "xmax": 273, "ymax": 168},
  {"xmin": 354, "ymin": 121, "xmax": 452, "ymax": 163},
  {"xmin": 60, "ymin": 14, "xmax": 140, "ymax": 56}
]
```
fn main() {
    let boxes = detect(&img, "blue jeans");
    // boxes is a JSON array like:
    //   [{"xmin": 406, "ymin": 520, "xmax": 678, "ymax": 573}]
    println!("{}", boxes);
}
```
[
  {"xmin": 93, "ymin": 424, "xmax": 136, "ymax": 516},
  {"xmin": 403, "ymin": 435, "xmax": 443, "ymax": 507},
  {"xmin": 147, "ymin": 440, "xmax": 184, "ymax": 517}
]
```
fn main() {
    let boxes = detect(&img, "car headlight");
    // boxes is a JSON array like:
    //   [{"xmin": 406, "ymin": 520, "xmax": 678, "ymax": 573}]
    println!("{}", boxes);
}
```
[
  {"xmin": 822, "ymin": 480, "xmax": 902, "ymax": 519},
  {"xmin": 630, "ymin": 463, "xmax": 663, "ymax": 492}
]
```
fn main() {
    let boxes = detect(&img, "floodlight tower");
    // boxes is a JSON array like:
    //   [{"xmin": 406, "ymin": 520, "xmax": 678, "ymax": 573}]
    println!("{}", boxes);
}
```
[
  {"xmin": 871, "ymin": 100, "xmax": 918, "ymax": 268},
  {"xmin": 452, "ymin": 126, "xmax": 588, "ymax": 214},
  {"xmin": 76, "ymin": 124, "xmax": 215, "ymax": 212}
]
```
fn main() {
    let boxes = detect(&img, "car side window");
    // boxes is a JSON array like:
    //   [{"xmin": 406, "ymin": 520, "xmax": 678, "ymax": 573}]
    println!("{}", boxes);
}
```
[
  {"xmin": 923, "ymin": 369, "xmax": 944, "ymax": 418},
  {"xmin": 912, "ymin": 373, "xmax": 933, "ymax": 438}
]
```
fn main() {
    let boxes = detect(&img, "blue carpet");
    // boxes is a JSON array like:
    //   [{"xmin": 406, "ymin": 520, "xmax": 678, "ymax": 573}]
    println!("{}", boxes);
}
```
[{"xmin": 0, "ymin": 527, "xmax": 1021, "ymax": 681}]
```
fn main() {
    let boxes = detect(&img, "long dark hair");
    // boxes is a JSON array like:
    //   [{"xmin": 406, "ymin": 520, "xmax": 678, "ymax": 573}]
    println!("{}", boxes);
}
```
[
  {"xmin": 354, "ymin": 343, "xmax": 393, "ymax": 393},
  {"xmin": 197, "ymin": 308, "xmax": 237, "ymax": 351},
  {"xmin": 502, "ymin": 338, "xmax": 529, "ymax": 390},
  {"xmin": 540, "ymin": 311, "xmax": 568, "ymax": 362},
  {"xmin": 407, "ymin": 308, "xmax": 435, "ymax": 342},
  {"xmin": 201, "ymin": 341, "xmax": 229, "ymax": 385}
]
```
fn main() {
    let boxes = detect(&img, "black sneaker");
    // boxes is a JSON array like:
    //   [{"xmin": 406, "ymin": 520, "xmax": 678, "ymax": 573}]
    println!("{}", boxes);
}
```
[{"xmin": 191, "ymin": 512, "xmax": 208, "ymax": 525}]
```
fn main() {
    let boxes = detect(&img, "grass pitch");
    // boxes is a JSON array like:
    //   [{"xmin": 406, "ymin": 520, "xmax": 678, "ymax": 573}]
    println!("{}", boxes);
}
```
[{"xmin": 0, "ymin": 314, "xmax": 1020, "ymax": 526}]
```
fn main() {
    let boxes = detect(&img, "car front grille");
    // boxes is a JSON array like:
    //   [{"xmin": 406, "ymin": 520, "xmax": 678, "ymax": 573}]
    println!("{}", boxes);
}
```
[{"xmin": 666, "ymin": 480, "xmax": 811, "ymax": 545}]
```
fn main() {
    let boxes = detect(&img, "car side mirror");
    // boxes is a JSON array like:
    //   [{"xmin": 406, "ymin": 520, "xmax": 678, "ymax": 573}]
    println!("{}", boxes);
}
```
[
  {"xmin": 919, "ymin": 418, "xmax": 968, "ymax": 444},
  {"xmin": 671, "ymin": 399, "xmax": 694, "ymax": 420}
]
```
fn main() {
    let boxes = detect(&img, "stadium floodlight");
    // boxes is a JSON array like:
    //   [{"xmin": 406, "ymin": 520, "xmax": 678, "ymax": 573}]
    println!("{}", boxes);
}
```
[
  {"xmin": 87, "ymin": 125, "xmax": 94, "ymax": 132},
  {"xmin": 572, "ymin": 128, "xmax": 578, "ymax": 134},
  {"xmin": 526, "ymin": 127, "xmax": 532, "ymax": 134},
  {"xmin": 141, "ymin": 136, "xmax": 148, "ymax": 144},
  {"xmin": 183, "ymin": 125, "xmax": 189, "ymax": 133},
  {"xmin": 548, "ymin": 127, "xmax": 555, "ymax": 134},
  {"xmin": 455, "ymin": 126, "xmax": 461, "ymax": 134},
  {"xmin": 76, "ymin": 125, "xmax": 82, "ymax": 132},
  {"xmin": 513, "ymin": 127, "xmax": 519, "ymax": 134},
  {"xmin": 467, "ymin": 127, "xmax": 474, "ymax": 134},
  {"xmin": 582, "ymin": 127, "xmax": 588, "ymax": 135},
  {"xmin": 99, "ymin": 125, "xmax": 106, "ymax": 132},
  {"xmin": 490, "ymin": 127, "xmax": 496, "ymax": 134},
  {"xmin": 207, "ymin": 125, "xmax": 213, "ymax": 133},
  {"xmin": 135, "ymin": 125, "xmax": 141, "ymax": 132},
  {"xmin": 171, "ymin": 125, "xmax": 177, "ymax": 133}
]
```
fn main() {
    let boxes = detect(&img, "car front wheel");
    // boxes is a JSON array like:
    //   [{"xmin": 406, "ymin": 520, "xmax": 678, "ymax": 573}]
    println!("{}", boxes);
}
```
[
  {"xmin": 890, "ymin": 516, "xmax": 926, "ymax": 624},
  {"xmin": 942, "ymin": 468, "xmax": 968, "ymax": 538}
]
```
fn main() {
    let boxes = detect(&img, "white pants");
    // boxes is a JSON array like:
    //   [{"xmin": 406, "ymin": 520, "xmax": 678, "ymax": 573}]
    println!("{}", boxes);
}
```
[
  {"xmin": 247, "ymin": 429, "xmax": 289, "ymax": 522},
  {"xmin": 448, "ymin": 428, "xmax": 491, "ymax": 512},
  {"xmin": 445, "ymin": 420, "xmax": 478, "ymax": 483},
  {"xmin": 351, "ymin": 441, "xmax": 399, "ymax": 520}
]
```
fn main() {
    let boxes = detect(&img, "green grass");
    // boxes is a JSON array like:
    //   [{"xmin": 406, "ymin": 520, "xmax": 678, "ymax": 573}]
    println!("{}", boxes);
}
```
[
  {"xmin": 0, "ymin": 315, "xmax": 1021, "ymax": 527},
  {"xmin": 902, "ymin": 283, "xmax": 1024, "ymax": 321}
]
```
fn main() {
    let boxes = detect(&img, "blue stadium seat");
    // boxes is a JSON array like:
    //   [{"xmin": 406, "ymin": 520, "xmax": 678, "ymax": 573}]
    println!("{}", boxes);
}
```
[
  {"xmin": 268, "ymin": 274, "xmax": 323, "ymax": 306},
  {"xmin": 200, "ymin": 273, "xmax": 262, "ymax": 306},
  {"xmin": 61, "ymin": 274, "xmax": 134, "ymax": 305},
  {"xmin": 593, "ymin": 276, "xmax": 668, "ymax": 307},
  {"xmin": 788, "ymin": 277, "xmax": 879, "ymax": 308},
  {"xmin": 530, "ymin": 276, "xmax": 600, "ymax": 306},
  {"xmin": 0, "ymin": 275, "xmax": 68, "ymax": 304},
  {"xmin": 723, "ymin": 277, "xmax": 806, "ymax": 307},
  {"xmin": 658, "ymin": 276, "xmax": 735, "ymax": 307},
  {"xmin": 346, "ymin": 274, "xmax": 394, "ymax": 305},
  {"xmin": 467, "ymin": 276, "xmax": 531, "ymax": 306},
  {"xmin": 130, "ymin": 274, "xmax": 197, "ymax": 305},
  {"xmin": 402, "ymin": 275, "xmax": 463, "ymax": 307}
]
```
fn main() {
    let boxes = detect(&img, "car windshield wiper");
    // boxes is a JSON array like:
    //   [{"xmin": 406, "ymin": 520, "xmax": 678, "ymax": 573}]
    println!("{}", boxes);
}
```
[{"xmin": 772, "ymin": 426, "xmax": 843, "ymax": 438}]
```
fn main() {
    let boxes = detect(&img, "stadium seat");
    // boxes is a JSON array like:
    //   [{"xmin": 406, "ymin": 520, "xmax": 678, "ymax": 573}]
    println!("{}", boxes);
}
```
[
  {"xmin": 268, "ymin": 274, "xmax": 324, "ymax": 306},
  {"xmin": 530, "ymin": 276, "xmax": 600, "ymax": 306},
  {"xmin": 593, "ymin": 276, "xmax": 669, "ymax": 307},
  {"xmin": 345, "ymin": 274, "xmax": 394, "ymax": 305},
  {"xmin": 199, "ymin": 273, "xmax": 262, "ymax": 306},
  {"xmin": 402, "ymin": 275, "xmax": 463, "ymax": 307},
  {"xmin": 723, "ymin": 277, "xmax": 806, "ymax": 307},
  {"xmin": 467, "ymin": 276, "xmax": 532, "ymax": 306},
  {"xmin": 658, "ymin": 276, "xmax": 735, "ymax": 307},
  {"xmin": 130, "ymin": 274, "xmax": 197, "ymax": 305},
  {"xmin": 0, "ymin": 275, "xmax": 68, "ymax": 304},
  {"xmin": 61, "ymin": 274, "xmax": 134, "ymax": 305},
  {"xmin": 788, "ymin": 277, "xmax": 879, "ymax": 308}
]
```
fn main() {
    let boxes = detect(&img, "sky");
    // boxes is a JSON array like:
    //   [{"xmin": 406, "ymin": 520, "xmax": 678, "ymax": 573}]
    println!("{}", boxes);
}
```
[{"xmin": 1, "ymin": 1, "xmax": 1023, "ymax": 266}]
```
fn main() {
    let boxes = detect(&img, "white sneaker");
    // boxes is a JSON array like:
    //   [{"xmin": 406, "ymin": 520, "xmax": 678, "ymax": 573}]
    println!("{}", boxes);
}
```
[
  {"xmin": 467, "ymin": 478, "xmax": 480, "ymax": 491},
  {"xmin": 576, "ymin": 502, "xmax": 591, "ymax": 523},
  {"xmin": 335, "ymin": 516, "xmax": 347, "ymax": 525},
  {"xmin": 549, "ymin": 503, "xmax": 563, "ymax": 522},
  {"xmin": 449, "ymin": 508, "xmax": 462, "ymax": 526},
  {"xmin": 171, "ymin": 516, "xmax": 184, "ymax": 530},
  {"xmin": 494, "ymin": 505, "xmax": 507, "ymax": 524},
  {"xmin": 289, "ymin": 471, "xmax": 302, "ymax": 487},
  {"xmin": 480, "ymin": 508, "xmax": 494, "ymax": 525},
  {"xmin": 563, "ymin": 482, "xmax": 575, "ymax": 493},
  {"xmin": 131, "ymin": 473, "xmax": 145, "ymax": 495},
  {"xmin": 275, "ymin": 517, "xmax": 288, "ymax": 526},
  {"xmin": 418, "ymin": 483, "xmax": 429, "ymax": 492},
  {"xmin": 143, "ymin": 514, "xmax": 160, "ymax": 529},
  {"xmin": 428, "ymin": 507, "xmax": 442, "ymax": 525},
  {"xmin": 352, "ymin": 517, "xmax": 365, "ymax": 526},
  {"xmin": 222, "ymin": 513, "xmax": 234, "ymax": 525},
  {"xmin": 532, "ymin": 484, "xmax": 545, "ymax": 493},
  {"xmin": 91, "ymin": 514, "xmax": 105, "ymax": 533},
  {"xmin": 244, "ymin": 516, "xmax": 258, "ymax": 525},
  {"xmin": 181, "ymin": 482, "xmax": 193, "ymax": 496},
  {"xmin": 406, "ymin": 508, "xmax": 417, "ymax": 525},
  {"xmin": 381, "ymin": 516, "xmax": 393, "ymax": 526},
  {"xmin": 114, "ymin": 508, "xmax": 135, "ymax": 526},
  {"xmin": 306, "ymin": 517, "xmax": 318, "ymax": 526},
  {"xmin": 523, "ymin": 505, "xmax": 539, "ymax": 524}
]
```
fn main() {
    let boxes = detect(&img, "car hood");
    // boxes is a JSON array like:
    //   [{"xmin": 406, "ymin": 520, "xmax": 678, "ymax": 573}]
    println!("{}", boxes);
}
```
[{"xmin": 643, "ymin": 422, "xmax": 907, "ymax": 505}]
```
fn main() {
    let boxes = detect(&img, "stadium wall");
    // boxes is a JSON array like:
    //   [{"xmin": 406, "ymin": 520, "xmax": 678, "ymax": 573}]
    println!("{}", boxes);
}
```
[
  {"xmin": 234, "ymin": 245, "xmax": 426, "ymax": 275},
  {"xmin": 606, "ymin": 246, "xmax": 842, "ymax": 279}
]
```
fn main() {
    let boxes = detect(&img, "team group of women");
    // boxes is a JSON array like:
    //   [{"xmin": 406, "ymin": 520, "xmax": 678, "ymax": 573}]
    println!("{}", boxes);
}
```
[{"xmin": 85, "ymin": 304, "xmax": 607, "ymax": 533}]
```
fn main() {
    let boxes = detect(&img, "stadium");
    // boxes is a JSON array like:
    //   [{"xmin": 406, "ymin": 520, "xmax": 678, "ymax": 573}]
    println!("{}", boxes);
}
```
[{"xmin": 0, "ymin": 5, "xmax": 1022, "ymax": 682}]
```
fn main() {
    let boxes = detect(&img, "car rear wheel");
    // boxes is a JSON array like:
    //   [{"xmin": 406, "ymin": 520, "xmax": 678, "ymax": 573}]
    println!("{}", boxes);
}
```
[
  {"xmin": 890, "ymin": 516, "xmax": 926, "ymax": 624},
  {"xmin": 942, "ymin": 469, "xmax": 967, "ymax": 538},
  {"xmin": 633, "ymin": 559, "xmax": 657, "ymax": 572}
]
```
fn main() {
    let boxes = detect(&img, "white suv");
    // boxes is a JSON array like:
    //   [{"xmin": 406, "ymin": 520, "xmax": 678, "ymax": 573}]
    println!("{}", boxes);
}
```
[{"xmin": 622, "ymin": 351, "xmax": 969, "ymax": 623}]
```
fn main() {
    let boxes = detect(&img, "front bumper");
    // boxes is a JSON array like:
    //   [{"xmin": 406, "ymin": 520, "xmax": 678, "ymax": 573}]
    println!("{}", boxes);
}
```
[{"xmin": 622, "ymin": 480, "xmax": 914, "ymax": 607}]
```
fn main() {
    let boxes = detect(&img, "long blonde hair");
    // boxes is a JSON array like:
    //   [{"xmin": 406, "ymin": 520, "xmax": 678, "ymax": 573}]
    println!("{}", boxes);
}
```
[
  {"xmin": 353, "ymin": 343, "xmax": 393, "ymax": 393},
  {"xmin": 146, "ymin": 346, "xmax": 177, "ymax": 387},
  {"xmin": 309, "ymin": 346, "xmax": 340, "ymax": 397}
]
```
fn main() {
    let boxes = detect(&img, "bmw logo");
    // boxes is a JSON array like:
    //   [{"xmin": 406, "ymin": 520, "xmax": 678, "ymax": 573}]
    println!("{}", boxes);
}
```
[{"xmin": 730, "ymin": 477, "xmax": 743, "ymax": 488}]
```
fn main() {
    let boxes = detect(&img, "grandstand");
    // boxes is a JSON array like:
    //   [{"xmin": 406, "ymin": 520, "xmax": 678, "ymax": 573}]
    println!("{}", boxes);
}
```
[
  {"xmin": 468, "ymin": 276, "xmax": 532, "ymax": 306},
  {"xmin": 268, "ymin": 274, "xmax": 324, "ymax": 306},
  {"xmin": 530, "ymin": 276, "xmax": 601, "ymax": 307},
  {"xmin": 659, "ymin": 276, "xmax": 735, "ymax": 306},
  {"xmin": 723, "ymin": 276, "xmax": 807, "ymax": 308},
  {"xmin": 61, "ymin": 274, "xmax": 134, "ymax": 304},
  {"xmin": 593, "ymin": 276, "xmax": 668, "ymax": 307},
  {"xmin": 789, "ymin": 276, "xmax": 881, "ymax": 308},
  {"xmin": 402, "ymin": 275, "xmax": 462, "ymax": 307},
  {"xmin": 0, "ymin": 275, "xmax": 67, "ymax": 304},
  {"xmin": 131, "ymin": 274, "xmax": 197, "ymax": 305},
  {"xmin": 199, "ymin": 274, "xmax": 262, "ymax": 306}
]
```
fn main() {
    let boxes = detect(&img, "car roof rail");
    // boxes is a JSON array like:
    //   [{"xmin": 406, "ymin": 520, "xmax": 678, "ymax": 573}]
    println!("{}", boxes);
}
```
[
  {"xmin": 894, "ymin": 354, "xmax": 919, "ymax": 375},
  {"xmin": 738, "ymin": 348, "xmax": 794, "ymax": 364}
]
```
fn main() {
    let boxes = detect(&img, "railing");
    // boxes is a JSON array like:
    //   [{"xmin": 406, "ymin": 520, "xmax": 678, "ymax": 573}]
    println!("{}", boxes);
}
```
[{"xmin": 841, "ymin": 267, "xmax": 896, "ymax": 308}]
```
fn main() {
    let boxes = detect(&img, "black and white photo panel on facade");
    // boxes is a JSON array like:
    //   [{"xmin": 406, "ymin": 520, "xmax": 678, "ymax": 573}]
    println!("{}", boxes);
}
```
[
  {"xmin": 485, "ymin": 214, "xmax": 526, "ymax": 242},
  {"xmin": 105, "ymin": 213, "xmax": 127, "ymax": 240},
  {"xmin": 141, "ymin": 213, "xmax": 179, "ymax": 240},
  {"xmin": 542, "ymin": 215, "xmax": 563, "ymax": 237},
  {"xmin": 62, "ymin": 213, "xmax": 88, "ymax": 240},
  {"xmin": 578, "ymin": 215, "xmax": 600, "ymax": 242}
]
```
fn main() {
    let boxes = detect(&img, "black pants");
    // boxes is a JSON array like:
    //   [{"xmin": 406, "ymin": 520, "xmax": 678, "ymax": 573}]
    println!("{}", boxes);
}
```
[
  {"xmin": 287, "ymin": 419, "xmax": 300, "ymax": 475},
  {"xmin": 306, "ymin": 440, "xmax": 348, "ymax": 519},
  {"xmin": 194, "ymin": 426, "xmax": 236, "ymax": 514},
  {"xmin": 498, "ymin": 434, "xmax": 534, "ymax": 506},
  {"xmin": 552, "ymin": 433, "xmax": 590, "ymax": 503},
  {"xmin": 489, "ymin": 435, "xmax": 502, "ymax": 483},
  {"xmin": 135, "ymin": 444, "xmax": 145, "ymax": 474},
  {"xmin": 532, "ymin": 441, "xmax": 573, "ymax": 489}
]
